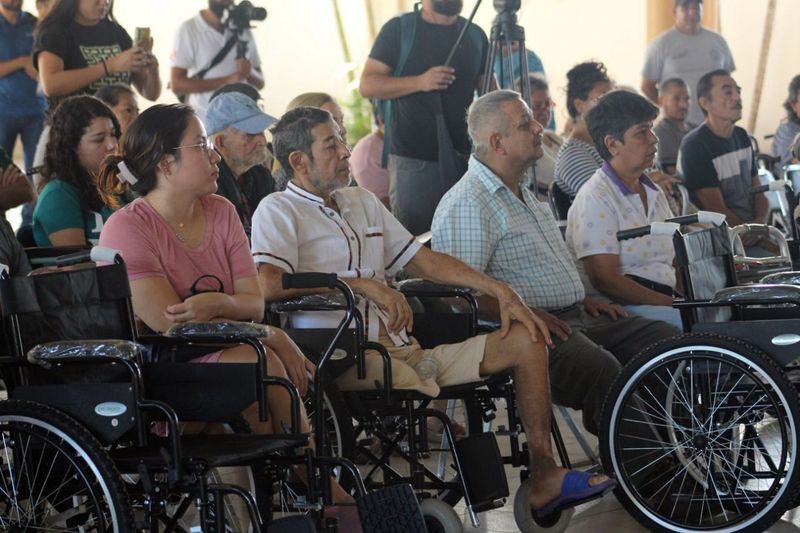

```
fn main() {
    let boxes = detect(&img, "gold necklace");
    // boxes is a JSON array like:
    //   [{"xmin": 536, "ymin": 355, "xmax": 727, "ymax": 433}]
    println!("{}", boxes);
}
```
[{"xmin": 174, "ymin": 222, "xmax": 189, "ymax": 243}]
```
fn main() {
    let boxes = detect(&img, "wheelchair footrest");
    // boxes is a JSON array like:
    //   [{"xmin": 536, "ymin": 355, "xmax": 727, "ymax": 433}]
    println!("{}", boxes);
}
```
[
  {"xmin": 357, "ymin": 484, "xmax": 426, "ymax": 533},
  {"xmin": 470, "ymin": 498, "xmax": 506, "ymax": 513},
  {"xmin": 456, "ymin": 432, "xmax": 509, "ymax": 506}
]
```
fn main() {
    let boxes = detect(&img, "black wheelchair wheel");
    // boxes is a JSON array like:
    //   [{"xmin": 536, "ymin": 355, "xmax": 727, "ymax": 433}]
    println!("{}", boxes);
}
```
[
  {"xmin": 0, "ymin": 399, "xmax": 134, "ymax": 532},
  {"xmin": 600, "ymin": 333, "xmax": 800, "ymax": 532},
  {"xmin": 307, "ymin": 380, "xmax": 357, "ymax": 490}
]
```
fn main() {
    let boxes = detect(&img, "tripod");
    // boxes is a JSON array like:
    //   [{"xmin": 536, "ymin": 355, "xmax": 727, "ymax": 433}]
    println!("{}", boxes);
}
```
[{"xmin": 480, "ymin": 4, "xmax": 529, "ymax": 102}]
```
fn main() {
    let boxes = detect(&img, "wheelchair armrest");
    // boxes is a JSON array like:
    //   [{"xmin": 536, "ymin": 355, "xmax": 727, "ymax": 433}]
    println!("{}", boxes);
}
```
[
  {"xmin": 26, "ymin": 339, "xmax": 143, "ymax": 368},
  {"xmin": 162, "ymin": 321, "xmax": 275, "ymax": 341},
  {"xmin": 761, "ymin": 271, "xmax": 800, "ymax": 286},
  {"xmin": 396, "ymin": 278, "xmax": 474, "ymax": 297},
  {"xmin": 710, "ymin": 284, "xmax": 800, "ymax": 305},
  {"xmin": 269, "ymin": 292, "xmax": 360, "ymax": 313}
]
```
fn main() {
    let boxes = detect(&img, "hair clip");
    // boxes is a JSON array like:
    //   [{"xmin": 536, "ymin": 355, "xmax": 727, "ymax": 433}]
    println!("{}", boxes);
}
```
[{"xmin": 117, "ymin": 160, "xmax": 139, "ymax": 185}]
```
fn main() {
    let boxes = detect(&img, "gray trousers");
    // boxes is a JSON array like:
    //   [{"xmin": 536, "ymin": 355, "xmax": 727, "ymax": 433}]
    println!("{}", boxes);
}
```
[
  {"xmin": 389, "ymin": 155, "xmax": 445, "ymax": 236},
  {"xmin": 548, "ymin": 305, "xmax": 680, "ymax": 436}
]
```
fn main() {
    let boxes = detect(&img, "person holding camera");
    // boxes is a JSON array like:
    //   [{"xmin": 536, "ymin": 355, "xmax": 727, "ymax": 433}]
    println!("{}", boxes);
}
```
[{"xmin": 171, "ymin": 0, "xmax": 264, "ymax": 122}]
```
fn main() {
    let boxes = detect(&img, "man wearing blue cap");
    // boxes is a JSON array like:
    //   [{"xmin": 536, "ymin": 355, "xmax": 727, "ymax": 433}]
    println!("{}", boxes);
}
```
[{"xmin": 205, "ymin": 91, "xmax": 277, "ymax": 234}]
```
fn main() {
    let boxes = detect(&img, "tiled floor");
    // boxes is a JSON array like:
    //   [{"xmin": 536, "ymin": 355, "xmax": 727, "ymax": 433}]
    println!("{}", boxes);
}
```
[{"xmin": 418, "ymin": 405, "xmax": 800, "ymax": 532}]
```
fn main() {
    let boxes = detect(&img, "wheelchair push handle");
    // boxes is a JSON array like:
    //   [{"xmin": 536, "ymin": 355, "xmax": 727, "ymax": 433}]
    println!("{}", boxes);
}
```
[
  {"xmin": 617, "ymin": 211, "xmax": 726, "ymax": 241},
  {"xmin": 617, "ymin": 222, "xmax": 680, "ymax": 241},
  {"xmin": 282, "ymin": 272, "xmax": 338, "ymax": 290},
  {"xmin": 55, "ymin": 246, "xmax": 122, "ymax": 267},
  {"xmin": 750, "ymin": 179, "xmax": 790, "ymax": 194}
]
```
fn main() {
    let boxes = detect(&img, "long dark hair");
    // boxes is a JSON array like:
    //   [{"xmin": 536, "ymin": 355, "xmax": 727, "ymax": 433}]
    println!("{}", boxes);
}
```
[
  {"xmin": 41, "ymin": 95, "xmax": 120, "ymax": 213},
  {"xmin": 784, "ymin": 75, "xmax": 800, "ymax": 125},
  {"xmin": 97, "ymin": 104, "xmax": 195, "ymax": 209},
  {"xmin": 566, "ymin": 61, "xmax": 611, "ymax": 120},
  {"xmin": 35, "ymin": 0, "xmax": 117, "ymax": 38}
]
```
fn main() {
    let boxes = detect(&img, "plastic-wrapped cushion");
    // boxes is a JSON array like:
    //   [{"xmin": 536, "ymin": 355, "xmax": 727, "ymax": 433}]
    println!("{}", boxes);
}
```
[
  {"xmin": 396, "ymin": 278, "xmax": 473, "ymax": 295},
  {"xmin": 27, "ymin": 339, "xmax": 142, "ymax": 367},
  {"xmin": 269, "ymin": 292, "xmax": 360, "ymax": 313},
  {"xmin": 760, "ymin": 271, "xmax": 800, "ymax": 286},
  {"xmin": 711, "ymin": 284, "xmax": 800, "ymax": 304},
  {"xmin": 164, "ymin": 321, "xmax": 273, "ymax": 340}
]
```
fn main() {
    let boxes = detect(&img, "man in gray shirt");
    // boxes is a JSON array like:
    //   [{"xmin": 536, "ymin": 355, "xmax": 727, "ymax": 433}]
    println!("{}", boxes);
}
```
[
  {"xmin": 641, "ymin": 0, "xmax": 735, "ymax": 126},
  {"xmin": 654, "ymin": 78, "xmax": 696, "ymax": 174}
]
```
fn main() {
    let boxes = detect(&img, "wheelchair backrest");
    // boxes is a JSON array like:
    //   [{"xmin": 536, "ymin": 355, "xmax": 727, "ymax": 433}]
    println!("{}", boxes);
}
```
[
  {"xmin": 547, "ymin": 181, "xmax": 572, "ymax": 222},
  {"xmin": 674, "ymin": 223, "xmax": 735, "ymax": 324},
  {"xmin": 0, "ymin": 262, "xmax": 136, "ymax": 356}
]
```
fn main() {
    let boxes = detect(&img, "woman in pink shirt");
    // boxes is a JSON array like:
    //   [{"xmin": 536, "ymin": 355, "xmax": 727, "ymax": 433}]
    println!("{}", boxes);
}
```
[{"xmin": 97, "ymin": 104, "xmax": 358, "ymax": 525}]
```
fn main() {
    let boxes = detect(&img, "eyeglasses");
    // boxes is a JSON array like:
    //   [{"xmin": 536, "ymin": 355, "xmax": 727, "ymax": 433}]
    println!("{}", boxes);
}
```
[{"xmin": 172, "ymin": 138, "xmax": 216, "ymax": 158}]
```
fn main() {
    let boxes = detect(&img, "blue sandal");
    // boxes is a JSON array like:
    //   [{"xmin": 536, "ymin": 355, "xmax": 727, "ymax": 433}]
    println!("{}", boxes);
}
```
[{"xmin": 533, "ymin": 470, "xmax": 617, "ymax": 518}]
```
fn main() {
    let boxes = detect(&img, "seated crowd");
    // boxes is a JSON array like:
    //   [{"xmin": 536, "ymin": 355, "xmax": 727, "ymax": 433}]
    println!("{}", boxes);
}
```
[{"xmin": 3, "ymin": 0, "xmax": 800, "ymax": 527}]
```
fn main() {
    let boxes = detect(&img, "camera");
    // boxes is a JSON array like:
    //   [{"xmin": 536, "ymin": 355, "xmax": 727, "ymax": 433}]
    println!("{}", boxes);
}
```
[
  {"xmin": 225, "ymin": 1, "xmax": 267, "ymax": 30},
  {"xmin": 493, "ymin": 0, "xmax": 520, "ymax": 15}
]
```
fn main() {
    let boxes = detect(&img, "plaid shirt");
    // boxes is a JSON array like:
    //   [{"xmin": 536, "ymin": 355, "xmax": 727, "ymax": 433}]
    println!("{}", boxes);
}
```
[{"xmin": 432, "ymin": 156, "xmax": 584, "ymax": 310}]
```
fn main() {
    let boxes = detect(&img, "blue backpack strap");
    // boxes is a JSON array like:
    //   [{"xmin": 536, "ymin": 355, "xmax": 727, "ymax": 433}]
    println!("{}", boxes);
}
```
[{"xmin": 380, "ymin": 3, "xmax": 420, "ymax": 169}]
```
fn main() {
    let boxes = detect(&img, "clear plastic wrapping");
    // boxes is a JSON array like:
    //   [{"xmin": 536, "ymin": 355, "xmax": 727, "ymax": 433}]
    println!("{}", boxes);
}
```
[
  {"xmin": 760, "ymin": 271, "xmax": 800, "ymax": 286},
  {"xmin": 164, "ymin": 321, "xmax": 274, "ymax": 339},
  {"xmin": 27, "ymin": 339, "xmax": 142, "ymax": 366},
  {"xmin": 395, "ymin": 278, "xmax": 473, "ymax": 295},
  {"xmin": 711, "ymin": 284, "xmax": 800, "ymax": 304},
  {"xmin": 269, "ymin": 292, "xmax": 360, "ymax": 313}
]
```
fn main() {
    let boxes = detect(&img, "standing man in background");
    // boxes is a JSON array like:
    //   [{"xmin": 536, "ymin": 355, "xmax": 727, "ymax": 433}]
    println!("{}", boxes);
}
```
[
  {"xmin": 654, "ymin": 77, "xmax": 696, "ymax": 175},
  {"xmin": 171, "ymin": 0, "xmax": 263, "ymax": 121},
  {"xmin": 641, "ymin": 0, "xmax": 735, "ymax": 126},
  {"xmin": 359, "ymin": 0, "xmax": 491, "ymax": 236},
  {"xmin": 0, "ymin": 0, "xmax": 46, "ymax": 226}
]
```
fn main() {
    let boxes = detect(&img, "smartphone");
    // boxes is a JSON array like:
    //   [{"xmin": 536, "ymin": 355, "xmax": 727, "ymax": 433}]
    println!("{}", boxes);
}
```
[
  {"xmin": 0, "ymin": 148, "xmax": 12, "ymax": 170},
  {"xmin": 134, "ymin": 27, "xmax": 150, "ymax": 48}
]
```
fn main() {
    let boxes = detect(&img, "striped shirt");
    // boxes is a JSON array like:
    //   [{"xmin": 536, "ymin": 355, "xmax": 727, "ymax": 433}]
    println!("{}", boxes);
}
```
[
  {"xmin": 432, "ymin": 156, "xmax": 584, "ymax": 310},
  {"xmin": 553, "ymin": 137, "xmax": 604, "ymax": 197}
]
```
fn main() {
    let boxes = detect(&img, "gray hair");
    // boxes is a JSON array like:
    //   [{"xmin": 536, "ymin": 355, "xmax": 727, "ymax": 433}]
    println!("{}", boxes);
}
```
[
  {"xmin": 467, "ymin": 90, "xmax": 523, "ymax": 157},
  {"xmin": 271, "ymin": 107, "xmax": 333, "ymax": 179}
]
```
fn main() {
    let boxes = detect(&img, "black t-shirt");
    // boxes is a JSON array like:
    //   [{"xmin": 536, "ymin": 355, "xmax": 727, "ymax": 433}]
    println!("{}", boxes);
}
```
[
  {"xmin": 216, "ymin": 159, "xmax": 275, "ymax": 234},
  {"xmin": 678, "ymin": 124, "xmax": 757, "ymax": 222},
  {"xmin": 369, "ymin": 14, "xmax": 487, "ymax": 161},
  {"xmin": 33, "ymin": 19, "xmax": 132, "ymax": 112}
]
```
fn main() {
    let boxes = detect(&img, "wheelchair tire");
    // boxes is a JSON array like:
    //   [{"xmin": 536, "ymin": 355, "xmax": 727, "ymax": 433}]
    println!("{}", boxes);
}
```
[
  {"xmin": 0, "ymin": 399, "xmax": 134, "ymax": 532},
  {"xmin": 512, "ymin": 478, "xmax": 573, "ymax": 533},
  {"xmin": 419, "ymin": 498, "xmax": 463, "ymax": 533},
  {"xmin": 600, "ymin": 333, "xmax": 800, "ymax": 532}
]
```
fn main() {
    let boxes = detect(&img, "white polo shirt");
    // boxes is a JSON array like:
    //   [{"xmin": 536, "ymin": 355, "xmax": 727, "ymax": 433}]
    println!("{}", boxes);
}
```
[
  {"xmin": 251, "ymin": 181, "xmax": 422, "ymax": 344},
  {"xmin": 566, "ymin": 162, "xmax": 676, "ymax": 289},
  {"xmin": 170, "ymin": 13, "xmax": 262, "ymax": 121}
]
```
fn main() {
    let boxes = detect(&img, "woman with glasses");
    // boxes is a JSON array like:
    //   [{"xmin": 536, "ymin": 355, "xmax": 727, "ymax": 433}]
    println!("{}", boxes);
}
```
[
  {"xmin": 97, "ymin": 104, "xmax": 361, "ymax": 528},
  {"xmin": 32, "ymin": 94, "xmax": 119, "ymax": 246}
]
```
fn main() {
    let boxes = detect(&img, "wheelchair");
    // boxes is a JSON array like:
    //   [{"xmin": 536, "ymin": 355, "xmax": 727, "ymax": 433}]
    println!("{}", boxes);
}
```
[
  {"xmin": 599, "ymin": 214, "xmax": 800, "ymax": 532},
  {"xmin": 0, "ymin": 247, "xmax": 425, "ymax": 532},
  {"xmin": 269, "ymin": 274, "xmax": 596, "ymax": 533}
]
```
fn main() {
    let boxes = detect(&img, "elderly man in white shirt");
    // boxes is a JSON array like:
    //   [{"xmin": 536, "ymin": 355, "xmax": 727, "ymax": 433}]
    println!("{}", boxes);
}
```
[
  {"xmin": 251, "ymin": 105, "xmax": 615, "ymax": 519},
  {"xmin": 568, "ymin": 90, "xmax": 682, "ymax": 329}
]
